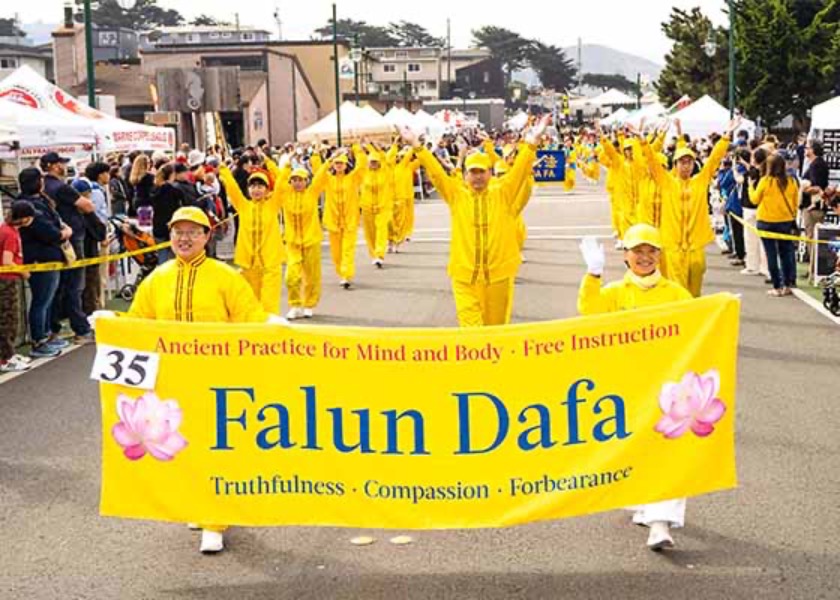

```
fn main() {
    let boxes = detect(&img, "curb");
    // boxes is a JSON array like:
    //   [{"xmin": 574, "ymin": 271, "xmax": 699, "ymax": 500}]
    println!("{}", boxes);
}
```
[{"xmin": 792, "ymin": 288, "xmax": 840, "ymax": 326}]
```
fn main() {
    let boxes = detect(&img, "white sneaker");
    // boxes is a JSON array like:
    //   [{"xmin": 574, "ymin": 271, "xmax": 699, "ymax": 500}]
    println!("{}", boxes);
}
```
[
  {"xmin": 10, "ymin": 354, "xmax": 32, "ymax": 365},
  {"xmin": 200, "ymin": 530, "xmax": 224, "ymax": 554},
  {"xmin": 0, "ymin": 360, "xmax": 30, "ymax": 373},
  {"xmin": 740, "ymin": 268, "xmax": 758, "ymax": 275},
  {"xmin": 303, "ymin": 308, "xmax": 314, "ymax": 319},
  {"xmin": 646, "ymin": 521, "xmax": 674, "ymax": 551},
  {"xmin": 340, "ymin": 279, "xmax": 351, "ymax": 289},
  {"xmin": 286, "ymin": 308, "xmax": 302, "ymax": 320}
]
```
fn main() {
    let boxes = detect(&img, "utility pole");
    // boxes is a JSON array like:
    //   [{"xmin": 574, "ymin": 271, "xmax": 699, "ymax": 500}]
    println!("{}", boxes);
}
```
[
  {"xmin": 577, "ymin": 37, "xmax": 583, "ymax": 94},
  {"xmin": 273, "ymin": 2, "xmax": 283, "ymax": 41},
  {"xmin": 446, "ymin": 18, "xmax": 452, "ymax": 99},
  {"xmin": 83, "ymin": 0, "xmax": 96, "ymax": 108},
  {"xmin": 332, "ymin": 4, "xmax": 342, "ymax": 146},
  {"xmin": 728, "ymin": 0, "xmax": 735, "ymax": 118},
  {"xmin": 636, "ymin": 72, "xmax": 641, "ymax": 109},
  {"xmin": 353, "ymin": 33, "xmax": 360, "ymax": 106},
  {"xmin": 403, "ymin": 68, "xmax": 409, "ymax": 108}
]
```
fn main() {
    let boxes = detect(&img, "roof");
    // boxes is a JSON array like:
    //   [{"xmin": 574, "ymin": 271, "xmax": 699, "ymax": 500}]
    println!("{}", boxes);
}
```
[
  {"xmin": 0, "ymin": 43, "xmax": 51, "ymax": 59},
  {"xmin": 69, "ymin": 64, "xmax": 154, "ymax": 107},
  {"xmin": 147, "ymin": 26, "xmax": 272, "ymax": 35},
  {"xmin": 142, "ymin": 39, "xmax": 349, "ymax": 54}
]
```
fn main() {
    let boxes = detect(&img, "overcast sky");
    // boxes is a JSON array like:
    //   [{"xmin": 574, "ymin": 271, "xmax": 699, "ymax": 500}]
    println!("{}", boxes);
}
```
[{"xmin": 17, "ymin": 0, "xmax": 728, "ymax": 64}]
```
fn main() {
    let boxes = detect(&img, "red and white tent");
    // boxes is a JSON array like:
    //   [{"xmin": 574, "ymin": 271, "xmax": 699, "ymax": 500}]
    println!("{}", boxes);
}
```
[
  {"xmin": 0, "ymin": 65, "xmax": 174, "ymax": 153},
  {"xmin": 0, "ymin": 98, "xmax": 97, "ymax": 159}
]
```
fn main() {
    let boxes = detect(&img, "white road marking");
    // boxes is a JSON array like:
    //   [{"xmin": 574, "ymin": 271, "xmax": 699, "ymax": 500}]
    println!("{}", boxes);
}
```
[
  {"xmin": 792, "ymin": 288, "xmax": 840, "ymax": 326},
  {"xmin": 0, "ymin": 344, "xmax": 85, "ymax": 386}
]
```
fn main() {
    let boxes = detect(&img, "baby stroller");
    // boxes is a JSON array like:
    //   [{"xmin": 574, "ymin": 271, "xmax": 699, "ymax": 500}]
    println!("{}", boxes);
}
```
[{"xmin": 109, "ymin": 215, "xmax": 158, "ymax": 301}]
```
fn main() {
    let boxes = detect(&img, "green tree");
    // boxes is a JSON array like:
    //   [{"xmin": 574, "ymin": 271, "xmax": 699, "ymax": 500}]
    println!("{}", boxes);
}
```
[
  {"xmin": 471, "ymin": 26, "xmax": 533, "ymax": 86},
  {"xmin": 733, "ymin": 0, "xmax": 840, "ymax": 129},
  {"xmin": 388, "ymin": 21, "xmax": 444, "ymax": 47},
  {"xmin": 190, "ymin": 14, "xmax": 232, "ymax": 27},
  {"xmin": 313, "ymin": 18, "xmax": 397, "ymax": 47},
  {"xmin": 655, "ymin": 7, "xmax": 728, "ymax": 107},
  {"xmin": 526, "ymin": 42, "xmax": 576, "ymax": 91},
  {"xmin": 80, "ymin": 0, "xmax": 183, "ymax": 29},
  {"xmin": 583, "ymin": 73, "xmax": 640, "ymax": 94}
]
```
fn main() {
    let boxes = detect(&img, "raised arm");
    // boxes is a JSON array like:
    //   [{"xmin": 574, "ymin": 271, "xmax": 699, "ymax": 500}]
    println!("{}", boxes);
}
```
[{"xmin": 218, "ymin": 165, "xmax": 246, "ymax": 212}]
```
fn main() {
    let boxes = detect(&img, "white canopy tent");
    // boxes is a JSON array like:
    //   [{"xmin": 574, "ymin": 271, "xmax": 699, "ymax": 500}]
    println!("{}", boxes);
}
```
[
  {"xmin": 0, "ymin": 65, "xmax": 174, "ymax": 153},
  {"xmin": 600, "ymin": 108, "xmax": 630, "ymax": 127},
  {"xmin": 297, "ymin": 102, "xmax": 394, "ymax": 144},
  {"xmin": 590, "ymin": 88, "xmax": 637, "ymax": 108},
  {"xmin": 624, "ymin": 102, "xmax": 667, "ymax": 129},
  {"xmin": 668, "ymin": 95, "xmax": 755, "ymax": 140},
  {"xmin": 0, "ymin": 122, "xmax": 17, "ymax": 147},
  {"xmin": 384, "ymin": 107, "xmax": 415, "ymax": 129},
  {"xmin": 0, "ymin": 98, "xmax": 97, "ymax": 159},
  {"xmin": 505, "ymin": 111, "xmax": 530, "ymax": 131},
  {"xmin": 411, "ymin": 109, "xmax": 447, "ymax": 140},
  {"xmin": 809, "ymin": 96, "xmax": 840, "ymax": 137}
]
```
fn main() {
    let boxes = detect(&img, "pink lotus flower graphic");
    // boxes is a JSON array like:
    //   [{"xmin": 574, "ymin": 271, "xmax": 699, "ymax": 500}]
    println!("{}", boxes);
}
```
[
  {"xmin": 654, "ymin": 370, "xmax": 727, "ymax": 439},
  {"xmin": 112, "ymin": 392, "xmax": 188, "ymax": 461}
]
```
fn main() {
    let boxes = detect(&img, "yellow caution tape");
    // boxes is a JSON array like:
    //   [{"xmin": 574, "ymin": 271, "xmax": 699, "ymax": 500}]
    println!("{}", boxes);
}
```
[
  {"xmin": 0, "ymin": 213, "xmax": 238, "ymax": 274},
  {"xmin": 728, "ymin": 212, "xmax": 835, "ymax": 244}
]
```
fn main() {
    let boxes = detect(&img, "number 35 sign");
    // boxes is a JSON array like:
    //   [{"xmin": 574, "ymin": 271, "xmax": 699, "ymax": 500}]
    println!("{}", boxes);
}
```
[{"xmin": 90, "ymin": 345, "xmax": 160, "ymax": 390}]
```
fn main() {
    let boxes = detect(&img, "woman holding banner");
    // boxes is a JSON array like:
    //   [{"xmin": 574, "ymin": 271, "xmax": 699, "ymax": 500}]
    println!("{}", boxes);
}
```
[{"xmin": 578, "ymin": 223, "xmax": 692, "ymax": 551}]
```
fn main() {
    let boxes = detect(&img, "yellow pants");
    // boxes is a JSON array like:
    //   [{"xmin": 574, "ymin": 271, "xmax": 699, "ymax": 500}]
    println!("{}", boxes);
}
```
[
  {"xmin": 609, "ymin": 195, "xmax": 623, "ymax": 237},
  {"xmin": 563, "ymin": 168, "xmax": 576, "ymax": 192},
  {"xmin": 286, "ymin": 243, "xmax": 321, "ymax": 308},
  {"xmin": 199, "ymin": 525, "xmax": 228, "ymax": 532},
  {"xmin": 241, "ymin": 267, "xmax": 282, "ymax": 313},
  {"xmin": 362, "ymin": 209, "xmax": 391, "ymax": 260},
  {"xmin": 663, "ymin": 248, "xmax": 706, "ymax": 297},
  {"xmin": 452, "ymin": 278, "xmax": 515, "ymax": 327},
  {"xmin": 390, "ymin": 199, "xmax": 409, "ymax": 244},
  {"xmin": 403, "ymin": 196, "xmax": 415, "ymax": 240},
  {"xmin": 328, "ymin": 229, "xmax": 356, "ymax": 281}
]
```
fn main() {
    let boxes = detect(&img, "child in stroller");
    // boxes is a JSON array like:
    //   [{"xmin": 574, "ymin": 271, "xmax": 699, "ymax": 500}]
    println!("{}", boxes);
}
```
[{"xmin": 109, "ymin": 215, "xmax": 158, "ymax": 301}]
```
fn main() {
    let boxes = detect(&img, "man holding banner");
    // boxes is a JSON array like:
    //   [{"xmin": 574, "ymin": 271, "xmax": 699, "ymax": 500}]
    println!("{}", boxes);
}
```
[
  {"xmin": 91, "ymin": 206, "xmax": 286, "ymax": 554},
  {"xmin": 400, "ymin": 116, "xmax": 550, "ymax": 327}
]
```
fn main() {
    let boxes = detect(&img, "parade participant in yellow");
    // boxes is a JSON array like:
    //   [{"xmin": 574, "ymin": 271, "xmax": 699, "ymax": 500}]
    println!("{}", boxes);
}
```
[
  {"xmin": 641, "ymin": 119, "xmax": 740, "ymax": 297},
  {"xmin": 596, "ymin": 139, "xmax": 623, "ymax": 239},
  {"xmin": 311, "ymin": 145, "xmax": 368, "ymax": 288},
  {"xmin": 400, "ymin": 116, "xmax": 549, "ymax": 327},
  {"xmin": 92, "ymin": 206, "xmax": 284, "ymax": 554},
  {"xmin": 495, "ymin": 159, "xmax": 531, "ymax": 260},
  {"xmin": 263, "ymin": 159, "xmax": 330, "ymax": 319},
  {"xmin": 218, "ymin": 165, "xmax": 285, "ymax": 312},
  {"xmin": 392, "ymin": 146, "xmax": 420, "ymax": 249},
  {"xmin": 599, "ymin": 133, "xmax": 646, "ymax": 238},
  {"xmin": 577, "ymin": 223, "xmax": 691, "ymax": 551},
  {"xmin": 563, "ymin": 137, "xmax": 577, "ymax": 193},
  {"xmin": 360, "ymin": 146, "xmax": 395, "ymax": 268}
]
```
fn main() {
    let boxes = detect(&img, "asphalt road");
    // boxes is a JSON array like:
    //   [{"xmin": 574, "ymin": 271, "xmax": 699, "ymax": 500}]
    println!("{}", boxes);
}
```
[{"xmin": 1, "ymin": 183, "xmax": 838, "ymax": 600}]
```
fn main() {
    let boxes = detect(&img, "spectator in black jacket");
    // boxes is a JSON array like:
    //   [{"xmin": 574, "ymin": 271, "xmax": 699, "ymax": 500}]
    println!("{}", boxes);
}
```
[
  {"xmin": 17, "ymin": 168, "xmax": 70, "ymax": 358},
  {"xmin": 109, "ymin": 164, "xmax": 131, "ymax": 216},
  {"xmin": 129, "ymin": 154, "xmax": 155, "ymax": 210},
  {"xmin": 151, "ymin": 163, "xmax": 185, "ymax": 263},
  {"xmin": 40, "ymin": 152, "xmax": 94, "ymax": 344},
  {"xmin": 801, "ymin": 140, "xmax": 829, "ymax": 265},
  {"xmin": 173, "ymin": 162, "xmax": 200, "ymax": 206}
]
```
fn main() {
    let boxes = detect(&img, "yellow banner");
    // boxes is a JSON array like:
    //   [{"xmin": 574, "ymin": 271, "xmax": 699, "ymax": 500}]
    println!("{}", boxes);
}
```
[{"xmin": 97, "ymin": 293, "xmax": 740, "ymax": 529}]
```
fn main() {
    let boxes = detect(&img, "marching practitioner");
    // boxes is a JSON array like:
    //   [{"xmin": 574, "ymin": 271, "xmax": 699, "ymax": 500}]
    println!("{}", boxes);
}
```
[
  {"xmin": 264, "ymin": 159, "xmax": 330, "ymax": 319},
  {"xmin": 599, "ymin": 134, "xmax": 646, "ymax": 240},
  {"xmin": 359, "ymin": 147, "xmax": 394, "ymax": 268},
  {"xmin": 311, "ymin": 145, "xmax": 368, "ymax": 288},
  {"xmin": 400, "ymin": 116, "xmax": 549, "ymax": 327},
  {"xmin": 390, "ymin": 145, "xmax": 419, "ymax": 253},
  {"xmin": 92, "ymin": 206, "xmax": 284, "ymax": 554},
  {"xmin": 218, "ymin": 165, "xmax": 285, "ymax": 312},
  {"xmin": 563, "ymin": 137, "xmax": 577, "ymax": 193},
  {"xmin": 640, "ymin": 119, "xmax": 740, "ymax": 297},
  {"xmin": 577, "ymin": 223, "xmax": 692, "ymax": 551}
]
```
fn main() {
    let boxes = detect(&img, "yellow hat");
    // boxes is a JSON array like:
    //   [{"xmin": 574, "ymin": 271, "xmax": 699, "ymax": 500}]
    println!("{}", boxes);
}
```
[
  {"xmin": 622, "ymin": 140, "xmax": 635, "ymax": 151},
  {"xmin": 368, "ymin": 151, "xmax": 383, "ymax": 163},
  {"xmin": 494, "ymin": 160, "xmax": 509, "ymax": 175},
  {"xmin": 247, "ymin": 171, "xmax": 271, "ymax": 187},
  {"xmin": 622, "ymin": 224, "xmax": 662, "ymax": 250},
  {"xmin": 464, "ymin": 152, "xmax": 492, "ymax": 172},
  {"xmin": 332, "ymin": 154, "xmax": 349, "ymax": 165},
  {"xmin": 168, "ymin": 206, "xmax": 211, "ymax": 230},
  {"xmin": 674, "ymin": 147, "xmax": 697, "ymax": 162},
  {"xmin": 289, "ymin": 168, "xmax": 310, "ymax": 180}
]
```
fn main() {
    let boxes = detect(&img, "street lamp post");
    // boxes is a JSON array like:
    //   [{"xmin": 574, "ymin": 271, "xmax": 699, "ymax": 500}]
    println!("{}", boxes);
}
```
[
  {"xmin": 81, "ymin": 0, "xmax": 96, "ymax": 108},
  {"xmin": 728, "ymin": 0, "xmax": 735, "ymax": 118},
  {"xmin": 331, "ymin": 3, "xmax": 342, "ymax": 146}
]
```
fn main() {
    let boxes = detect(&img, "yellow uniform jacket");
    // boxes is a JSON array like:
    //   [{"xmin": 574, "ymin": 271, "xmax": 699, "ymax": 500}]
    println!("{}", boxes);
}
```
[{"xmin": 578, "ymin": 272, "xmax": 692, "ymax": 315}]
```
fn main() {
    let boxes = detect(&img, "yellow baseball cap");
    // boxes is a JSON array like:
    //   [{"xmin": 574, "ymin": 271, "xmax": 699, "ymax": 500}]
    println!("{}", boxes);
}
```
[
  {"xmin": 494, "ymin": 160, "xmax": 509, "ymax": 176},
  {"xmin": 368, "ymin": 151, "xmax": 383, "ymax": 163},
  {"xmin": 168, "ymin": 206, "xmax": 211, "ymax": 229},
  {"xmin": 332, "ymin": 154, "xmax": 349, "ymax": 165},
  {"xmin": 465, "ymin": 152, "xmax": 492, "ymax": 172},
  {"xmin": 289, "ymin": 168, "xmax": 310, "ymax": 180},
  {"xmin": 674, "ymin": 147, "xmax": 697, "ymax": 162},
  {"xmin": 247, "ymin": 171, "xmax": 271, "ymax": 187},
  {"xmin": 622, "ymin": 224, "xmax": 662, "ymax": 250}
]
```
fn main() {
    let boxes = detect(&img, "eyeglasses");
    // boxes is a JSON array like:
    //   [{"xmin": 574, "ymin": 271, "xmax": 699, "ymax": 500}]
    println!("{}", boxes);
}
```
[{"xmin": 170, "ymin": 230, "xmax": 205, "ymax": 240}]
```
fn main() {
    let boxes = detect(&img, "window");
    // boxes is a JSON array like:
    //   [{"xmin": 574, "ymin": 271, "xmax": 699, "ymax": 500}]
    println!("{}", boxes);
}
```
[
  {"xmin": 203, "ymin": 55, "xmax": 267, "ymax": 71},
  {"xmin": 185, "ymin": 33, "xmax": 201, "ymax": 44},
  {"xmin": 383, "ymin": 64, "xmax": 396, "ymax": 73},
  {"xmin": 0, "ymin": 58, "xmax": 18, "ymax": 69},
  {"xmin": 241, "ymin": 32, "xmax": 256, "ymax": 42},
  {"xmin": 395, "ymin": 51, "xmax": 407, "ymax": 59},
  {"xmin": 221, "ymin": 32, "xmax": 233, "ymax": 39},
  {"xmin": 407, "ymin": 63, "xmax": 421, "ymax": 73},
  {"xmin": 209, "ymin": 32, "xmax": 220, "ymax": 39},
  {"xmin": 483, "ymin": 71, "xmax": 490, "ymax": 84}
]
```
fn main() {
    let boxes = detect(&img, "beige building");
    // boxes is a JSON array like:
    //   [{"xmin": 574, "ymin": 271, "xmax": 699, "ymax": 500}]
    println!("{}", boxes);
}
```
[{"xmin": 362, "ymin": 47, "xmax": 491, "ymax": 102}]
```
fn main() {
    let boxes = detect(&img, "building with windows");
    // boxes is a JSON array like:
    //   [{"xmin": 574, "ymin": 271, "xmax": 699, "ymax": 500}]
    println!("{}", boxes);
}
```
[
  {"xmin": 0, "ymin": 43, "xmax": 52, "ymax": 83},
  {"xmin": 138, "ymin": 26, "xmax": 272, "ymax": 49},
  {"xmin": 360, "ymin": 47, "xmax": 491, "ymax": 107}
]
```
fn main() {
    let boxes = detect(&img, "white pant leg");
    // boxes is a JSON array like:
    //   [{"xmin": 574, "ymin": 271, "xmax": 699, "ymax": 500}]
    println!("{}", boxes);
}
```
[
  {"xmin": 631, "ymin": 498, "xmax": 686, "ymax": 528},
  {"xmin": 743, "ymin": 209, "xmax": 761, "ymax": 272}
]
